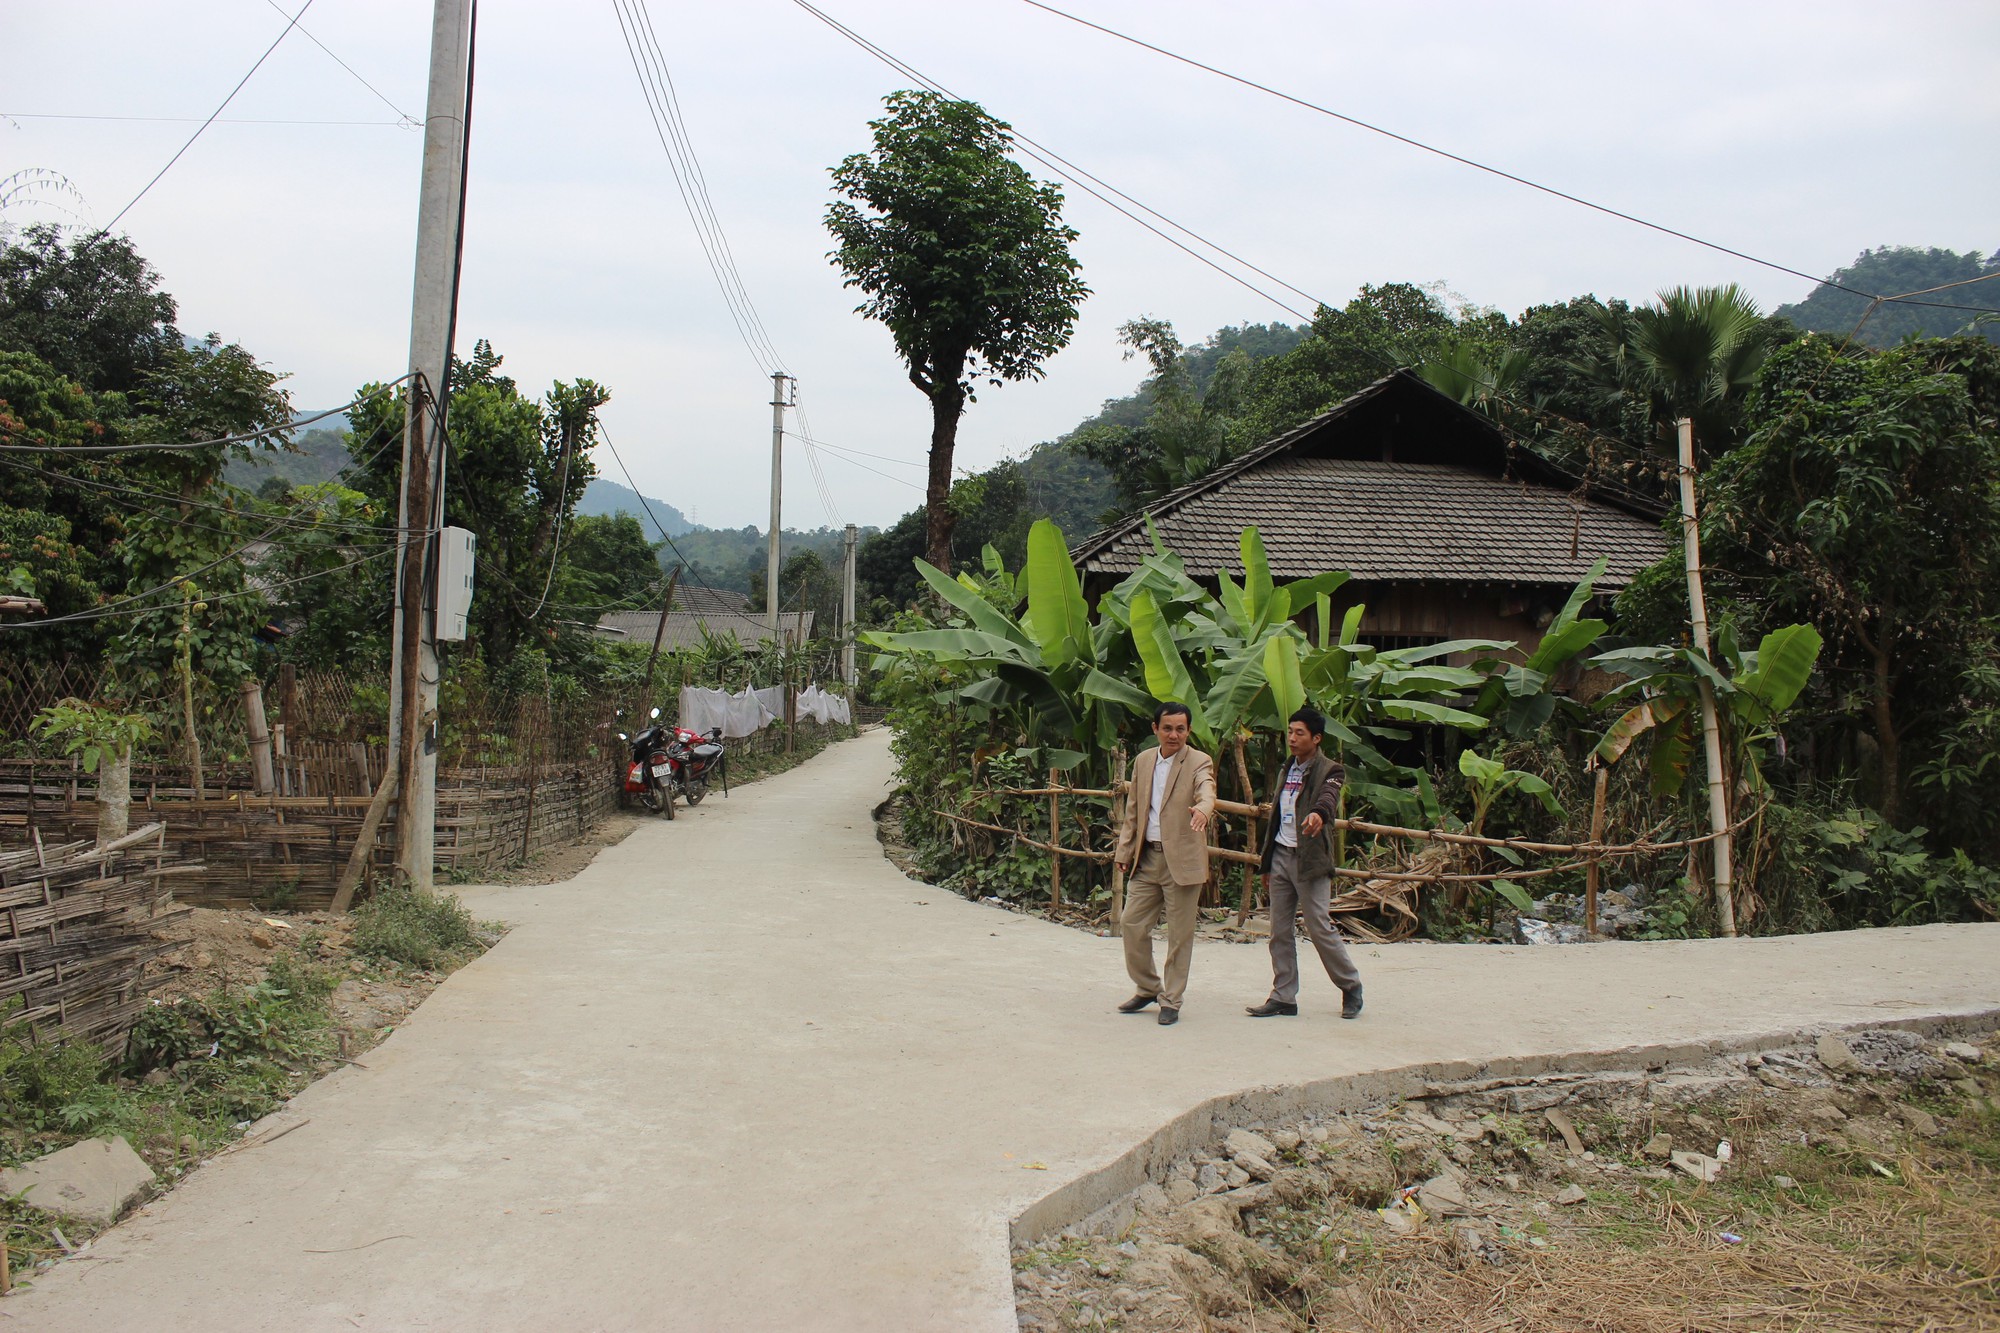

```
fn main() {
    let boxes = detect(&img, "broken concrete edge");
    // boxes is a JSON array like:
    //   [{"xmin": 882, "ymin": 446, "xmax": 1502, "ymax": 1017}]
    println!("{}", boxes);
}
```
[{"xmin": 1005, "ymin": 1004, "xmax": 2000, "ymax": 1252}]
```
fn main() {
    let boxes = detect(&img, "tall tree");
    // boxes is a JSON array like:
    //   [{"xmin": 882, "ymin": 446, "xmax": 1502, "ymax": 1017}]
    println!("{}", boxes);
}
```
[
  {"xmin": 1586, "ymin": 283, "xmax": 1786, "ymax": 457},
  {"xmin": 0, "ymin": 224, "xmax": 180, "ymax": 395},
  {"xmin": 826, "ymin": 90, "xmax": 1088, "ymax": 573}
]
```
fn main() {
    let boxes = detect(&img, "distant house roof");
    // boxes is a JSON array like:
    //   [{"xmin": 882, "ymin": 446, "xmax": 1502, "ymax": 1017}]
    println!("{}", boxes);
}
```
[
  {"xmin": 667, "ymin": 584, "xmax": 752, "ymax": 615},
  {"xmin": 1069, "ymin": 371, "xmax": 1670, "ymax": 588},
  {"xmin": 595, "ymin": 608, "xmax": 814, "ymax": 652}
]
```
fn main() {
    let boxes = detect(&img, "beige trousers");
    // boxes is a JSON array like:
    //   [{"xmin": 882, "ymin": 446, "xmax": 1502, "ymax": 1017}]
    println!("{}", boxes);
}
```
[{"xmin": 1121, "ymin": 845, "xmax": 1202, "ymax": 1009}]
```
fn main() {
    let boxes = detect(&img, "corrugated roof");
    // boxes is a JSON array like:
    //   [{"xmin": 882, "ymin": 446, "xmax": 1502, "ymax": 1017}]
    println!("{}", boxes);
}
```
[
  {"xmin": 1071, "ymin": 370, "xmax": 1669, "ymax": 587},
  {"xmin": 594, "ymin": 610, "xmax": 814, "ymax": 652}
]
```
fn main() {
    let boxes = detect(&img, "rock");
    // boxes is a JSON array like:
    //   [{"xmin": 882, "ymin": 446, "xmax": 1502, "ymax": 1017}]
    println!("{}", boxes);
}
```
[
  {"xmin": 1320, "ymin": 1142, "xmax": 1398, "ymax": 1209},
  {"xmin": 0, "ymin": 1136, "xmax": 155, "ymax": 1223},
  {"xmin": 1943, "ymin": 1042, "xmax": 1984, "ymax": 1064},
  {"xmin": 1405, "ymin": 1109, "xmax": 1459, "ymax": 1138},
  {"xmin": 1956, "ymin": 1078, "xmax": 1984, "ymax": 1099},
  {"xmin": 1377, "ymin": 1206, "xmax": 1415, "ymax": 1233},
  {"xmin": 1223, "ymin": 1165, "xmax": 1251, "ymax": 1190},
  {"xmin": 1553, "ymin": 1183, "xmax": 1588, "ymax": 1206},
  {"xmin": 1807, "ymin": 1103, "xmax": 1848, "ymax": 1125},
  {"xmin": 248, "ymin": 928, "xmax": 278, "ymax": 950},
  {"xmin": 1772, "ymin": 1175, "xmax": 1797, "ymax": 1190},
  {"xmin": 142, "ymin": 1068, "xmax": 169, "ymax": 1086},
  {"xmin": 1543, "ymin": 1108, "xmax": 1584, "ymax": 1156},
  {"xmin": 1816, "ymin": 1035, "xmax": 1864, "ymax": 1076},
  {"xmin": 1514, "ymin": 917, "xmax": 1584, "ymax": 946},
  {"xmin": 192, "ymin": 950, "xmax": 213, "ymax": 969},
  {"xmin": 1134, "ymin": 1181, "xmax": 1171, "ymax": 1216},
  {"xmin": 1194, "ymin": 1161, "xmax": 1222, "ymax": 1192},
  {"xmin": 1271, "ymin": 1129, "xmax": 1302, "ymax": 1153},
  {"xmin": 1225, "ymin": 1128, "xmax": 1276, "ymax": 1161},
  {"xmin": 1670, "ymin": 1151, "xmax": 1723, "ymax": 1184},
  {"xmin": 1307, "ymin": 1125, "xmax": 1331, "ymax": 1144},
  {"xmin": 1418, "ymin": 1175, "xmax": 1472, "ymax": 1216},
  {"xmin": 1165, "ymin": 1177, "xmax": 1199, "ymax": 1207},
  {"xmin": 1232, "ymin": 1151, "xmax": 1277, "ymax": 1182},
  {"xmin": 1891, "ymin": 1104, "xmax": 1941, "ymax": 1137}
]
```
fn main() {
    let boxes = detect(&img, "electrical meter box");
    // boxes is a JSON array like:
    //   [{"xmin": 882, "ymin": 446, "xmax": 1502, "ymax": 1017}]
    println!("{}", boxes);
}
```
[{"xmin": 435, "ymin": 526, "xmax": 476, "ymax": 641}]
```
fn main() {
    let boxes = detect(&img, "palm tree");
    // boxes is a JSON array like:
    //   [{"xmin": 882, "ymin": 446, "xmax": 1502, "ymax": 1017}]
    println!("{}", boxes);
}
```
[{"xmin": 1588, "ymin": 283, "xmax": 1777, "ymax": 456}]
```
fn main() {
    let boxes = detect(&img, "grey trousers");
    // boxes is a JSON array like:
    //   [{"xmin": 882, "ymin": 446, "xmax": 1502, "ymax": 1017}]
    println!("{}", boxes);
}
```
[{"xmin": 1266, "ymin": 845, "xmax": 1362, "ymax": 1003}]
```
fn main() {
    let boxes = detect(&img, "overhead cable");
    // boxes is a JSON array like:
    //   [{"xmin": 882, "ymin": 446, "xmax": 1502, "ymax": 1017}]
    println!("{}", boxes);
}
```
[
  {"xmin": 98, "ymin": 0, "xmax": 317, "ymax": 235},
  {"xmin": 258, "ymin": 0, "xmax": 421, "ymax": 127},
  {"xmin": 1015, "ymin": 0, "xmax": 1999, "ymax": 318}
]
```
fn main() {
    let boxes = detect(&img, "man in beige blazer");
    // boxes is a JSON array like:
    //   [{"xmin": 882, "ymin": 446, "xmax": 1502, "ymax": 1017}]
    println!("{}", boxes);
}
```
[{"xmin": 1113, "ymin": 702, "xmax": 1217, "ymax": 1026}]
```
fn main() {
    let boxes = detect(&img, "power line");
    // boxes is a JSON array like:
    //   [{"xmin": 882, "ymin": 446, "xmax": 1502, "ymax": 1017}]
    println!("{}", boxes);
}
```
[
  {"xmin": 624, "ymin": 0, "xmax": 789, "ymax": 373},
  {"xmin": 98, "ymin": 0, "xmax": 317, "ymax": 235},
  {"xmin": 0, "ymin": 375, "xmax": 412, "ymax": 453},
  {"xmin": 596, "ymin": 419, "xmax": 730, "ymax": 609},
  {"xmin": 2, "ymin": 111, "xmax": 408, "ymax": 128},
  {"xmin": 785, "ymin": 430, "xmax": 925, "ymax": 492},
  {"xmin": 258, "ymin": 0, "xmax": 422, "ymax": 127},
  {"xmin": 789, "ymin": 0, "xmax": 1315, "ymax": 321},
  {"xmin": 610, "ymin": 0, "xmax": 786, "ymax": 379},
  {"xmin": 1014, "ymin": 0, "xmax": 2000, "ymax": 320}
]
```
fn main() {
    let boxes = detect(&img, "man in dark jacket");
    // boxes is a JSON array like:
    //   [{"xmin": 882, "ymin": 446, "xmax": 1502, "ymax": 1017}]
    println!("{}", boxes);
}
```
[{"xmin": 1248, "ymin": 706, "xmax": 1364, "ymax": 1020}]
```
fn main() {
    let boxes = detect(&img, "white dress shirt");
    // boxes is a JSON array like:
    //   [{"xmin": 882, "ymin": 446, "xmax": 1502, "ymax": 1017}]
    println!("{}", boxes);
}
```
[{"xmin": 1145, "ymin": 751, "xmax": 1175, "ymax": 841}]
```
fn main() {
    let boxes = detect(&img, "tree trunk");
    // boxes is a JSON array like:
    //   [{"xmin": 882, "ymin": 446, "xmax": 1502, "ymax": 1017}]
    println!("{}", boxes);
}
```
[
  {"xmin": 924, "ymin": 380, "xmax": 965, "ymax": 573},
  {"xmin": 96, "ymin": 747, "xmax": 132, "ymax": 848},
  {"xmin": 1873, "ymin": 642, "xmax": 1900, "ymax": 823}
]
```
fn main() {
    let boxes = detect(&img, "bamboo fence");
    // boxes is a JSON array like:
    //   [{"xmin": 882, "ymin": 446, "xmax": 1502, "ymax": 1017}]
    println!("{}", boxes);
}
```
[
  {"xmin": 936, "ymin": 744, "xmax": 1733, "ymax": 942},
  {"xmin": 0, "ymin": 824, "xmax": 189, "ymax": 1050}
]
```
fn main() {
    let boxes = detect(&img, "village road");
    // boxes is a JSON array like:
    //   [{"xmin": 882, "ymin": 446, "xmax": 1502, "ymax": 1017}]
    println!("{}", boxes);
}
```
[{"xmin": 9, "ymin": 729, "xmax": 1999, "ymax": 1331}]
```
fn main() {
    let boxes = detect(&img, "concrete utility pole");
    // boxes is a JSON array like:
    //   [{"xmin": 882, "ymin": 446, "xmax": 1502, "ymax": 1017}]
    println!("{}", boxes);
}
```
[
  {"xmin": 766, "ymin": 372, "xmax": 791, "ymax": 641},
  {"xmin": 1676, "ymin": 417, "xmax": 1736, "ymax": 936},
  {"xmin": 387, "ymin": 0, "xmax": 474, "ymax": 892},
  {"xmin": 841, "ymin": 522, "xmax": 858, "ymax": 687}
]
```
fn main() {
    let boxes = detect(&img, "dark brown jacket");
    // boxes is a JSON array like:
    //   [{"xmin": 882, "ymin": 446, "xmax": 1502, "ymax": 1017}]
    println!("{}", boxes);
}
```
[{"xmin": 1258, "ymin": 751, "xmax": 1345, "ymax": 881}]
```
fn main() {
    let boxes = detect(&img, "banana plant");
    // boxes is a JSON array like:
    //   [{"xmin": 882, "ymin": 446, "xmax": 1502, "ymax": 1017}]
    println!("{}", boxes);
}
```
[
  {"xmin": 1474, "ymin": 557, "xmax": 1612, "ymax": 738},
  {"xmin": 1591, "ymin": 622, "xmax": 1823, "ymax": 796}
]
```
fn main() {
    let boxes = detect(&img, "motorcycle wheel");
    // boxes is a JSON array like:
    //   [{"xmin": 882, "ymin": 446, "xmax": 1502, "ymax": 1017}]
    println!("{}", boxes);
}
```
[
  {"xmin": 639, "ymin": 783, "xmax": 673, "ymax": 818},
  {"xmin": 684, "ymin": 778, "xmax": 706, "ymax": 806}
]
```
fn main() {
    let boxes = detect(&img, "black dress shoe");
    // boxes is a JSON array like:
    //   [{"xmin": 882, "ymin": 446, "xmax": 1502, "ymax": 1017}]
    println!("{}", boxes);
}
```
[
  {"xmin": 1117, "ymin": 993, "xmax": 1158, "ymax": 1014},
  {"xmin": 1246, "ymin": 1000, "xmax": 1299, "ymax": 1018},
  {"xmin": 1157, "ymin": 1006, "xmax": 1180, "ymax": 1026},
  {"xmin": 1341, "ymin": 986, "xmax": 1364, "ymax": 1020}
]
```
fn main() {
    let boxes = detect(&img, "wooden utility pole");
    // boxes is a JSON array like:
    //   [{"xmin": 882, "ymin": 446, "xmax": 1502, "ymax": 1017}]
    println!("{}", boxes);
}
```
[
  {"xmin": 638, "ymin": 567, "xmax": 682, "ymax": 717},
  {"xmin": 387, "ymin": 0, "xmax": 474, "ymax": 892},
  {"xmin": 841, "ymin": 521, "xmax": 858, "ymax": 687},
  {"xmin": 1676, "ymin": 417, "xmax": 1736, "ymax": 936},
  {"xmin": 766, "ymin": 372, "xmax": 792, "ymax": 641}
]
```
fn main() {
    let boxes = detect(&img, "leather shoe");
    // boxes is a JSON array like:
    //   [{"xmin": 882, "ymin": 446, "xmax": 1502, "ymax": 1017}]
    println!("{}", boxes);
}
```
[
  {"xmin": 1246, "ymin": 1000, "xmax": 1298, "ymax": 1018},
  {"xmin": 1341, "ymin": 986, "xmax": 1364, "ymax": 1020},
  {"xmin": 1117, "ymin": 993, "xmax": 1158, "ymax": 1014},
  {"xmin": 1157, "ymin": 1006, "xmax": 1180, "ymax": 1026}
]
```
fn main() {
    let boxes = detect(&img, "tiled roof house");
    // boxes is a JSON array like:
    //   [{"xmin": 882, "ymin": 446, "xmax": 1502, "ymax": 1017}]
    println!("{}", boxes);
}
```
[{"xmin": 1068, "ymin": 371, "xmax": 1672, "ymax": 654}]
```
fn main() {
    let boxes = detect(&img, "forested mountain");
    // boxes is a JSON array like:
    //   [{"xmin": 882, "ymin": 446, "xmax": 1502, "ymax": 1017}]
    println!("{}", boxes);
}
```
[
  {"xmin": 225, "ymin": 425, "xmax": 352, "ymax": 496},
  {"xmin": 1776, "ymin": 245, "xmax": 1999, "ymax": 348},
  {"xmin": 575, "ymin": 477, "xmax": 692, "ymax": 536}
]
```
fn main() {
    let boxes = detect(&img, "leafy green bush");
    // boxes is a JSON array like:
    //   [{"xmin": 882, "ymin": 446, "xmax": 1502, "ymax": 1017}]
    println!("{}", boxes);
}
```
[
  {"xmin": 1753, "ymin": 803, "xmax": 2000, "ymax": 930},
  {"xmin": 351, "ymin": 881, "xmax": 481, "ymax": 969}
]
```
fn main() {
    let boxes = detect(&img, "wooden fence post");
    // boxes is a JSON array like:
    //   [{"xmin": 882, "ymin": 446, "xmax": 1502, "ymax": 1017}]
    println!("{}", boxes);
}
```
[
  {"xmin": 241, "ymin": 679, "xmax": 275, "ymax": 796},
  {"xmin": 1109, "ymin": 744, "xmax": 1128, "ymax": 924},
  {"xmin": 1585, "ymin": 761, "xmax": 1609, "ymax": 936},
  {"xmin": 1232, "ymin": 736, "xmax": 1259, "ymax": 927},
  {"xmin": 1048, "ymin": 767, "xmax": 1062, "ymax": 912}
]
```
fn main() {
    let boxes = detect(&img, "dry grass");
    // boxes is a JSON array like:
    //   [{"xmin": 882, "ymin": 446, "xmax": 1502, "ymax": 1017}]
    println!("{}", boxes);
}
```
[{"xmin": 1313, "ymin": 1147, "xmax": 2000, "ymax": 1333}]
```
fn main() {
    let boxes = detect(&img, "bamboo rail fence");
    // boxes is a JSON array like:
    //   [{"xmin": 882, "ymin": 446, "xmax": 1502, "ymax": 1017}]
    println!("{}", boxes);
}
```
[
  {"xmin": 939, "ymin": 757, "xmax": 1742, "ymax": 941},
  {"xmin": 0, "ymin": 824, "xmax": 188, "ymax": 1050}
]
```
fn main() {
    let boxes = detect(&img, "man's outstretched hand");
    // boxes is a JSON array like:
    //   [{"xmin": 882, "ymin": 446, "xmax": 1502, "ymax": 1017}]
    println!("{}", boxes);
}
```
[
  {"xmin": 1190, "ymin": 808, "xmax": 1209, "ymax": 834},
  {"xmin": 1301, "ymin": 812, "xmax": 1324, "ymax": 839}
]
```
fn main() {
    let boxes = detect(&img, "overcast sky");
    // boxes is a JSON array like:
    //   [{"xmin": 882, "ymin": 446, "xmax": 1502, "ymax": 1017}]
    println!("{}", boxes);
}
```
[{"xmin": 7, "ymin": 1, "xmax": 1997, "ymax": 530}]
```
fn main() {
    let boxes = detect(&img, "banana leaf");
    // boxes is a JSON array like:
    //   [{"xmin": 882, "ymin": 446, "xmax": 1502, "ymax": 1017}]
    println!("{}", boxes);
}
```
[
  {"xmin": 1024, "ymin": 518, "xmax": 1092, "ymax": 668},
  {"xmin": 914, "ymin": 560, "xmax": 1028, "ymax": 646}
]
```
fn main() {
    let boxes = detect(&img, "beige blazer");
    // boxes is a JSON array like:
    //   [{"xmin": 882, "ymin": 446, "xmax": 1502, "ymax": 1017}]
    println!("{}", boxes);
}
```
[{"xmin": 1115, "ymin": 746, "xmax": 1217, "ymax": 886}]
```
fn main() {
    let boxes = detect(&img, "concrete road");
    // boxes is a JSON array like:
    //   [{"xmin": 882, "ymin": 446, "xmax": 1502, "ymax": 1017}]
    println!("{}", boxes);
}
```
[{"xmin": 9, "ymin": 729, "xmax": 1998, "ymax": 1331}]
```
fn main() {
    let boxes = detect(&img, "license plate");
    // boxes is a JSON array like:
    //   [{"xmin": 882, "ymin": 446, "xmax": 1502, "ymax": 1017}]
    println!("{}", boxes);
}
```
[{"xmin": 651, "ymin": 763, "xmax": 672, "ymax": 778}]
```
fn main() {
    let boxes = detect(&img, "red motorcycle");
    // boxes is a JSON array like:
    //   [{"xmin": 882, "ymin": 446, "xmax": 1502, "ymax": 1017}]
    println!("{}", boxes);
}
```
[{"xmin": 620, "ymin": 709, "xmax": 728, "ymax": 818}]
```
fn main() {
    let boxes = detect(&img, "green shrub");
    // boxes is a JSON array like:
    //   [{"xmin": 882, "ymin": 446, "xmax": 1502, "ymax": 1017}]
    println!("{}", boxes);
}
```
[{"xmin": 351, "ymin": 881, "xmax": 481, "ymax": 969}]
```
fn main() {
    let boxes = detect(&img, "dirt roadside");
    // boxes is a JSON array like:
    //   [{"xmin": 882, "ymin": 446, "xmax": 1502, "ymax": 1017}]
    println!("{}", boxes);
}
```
[{"xmin": 1013, "ymin": 1028, "xmax": 2000, "ymax": 1332}]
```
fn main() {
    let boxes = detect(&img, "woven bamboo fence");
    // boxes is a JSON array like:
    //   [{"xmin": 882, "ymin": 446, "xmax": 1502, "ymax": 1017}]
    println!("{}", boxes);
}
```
[{"xmin": 0, "ymin": 824, "xmax": 188, "ymax": 1049}]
